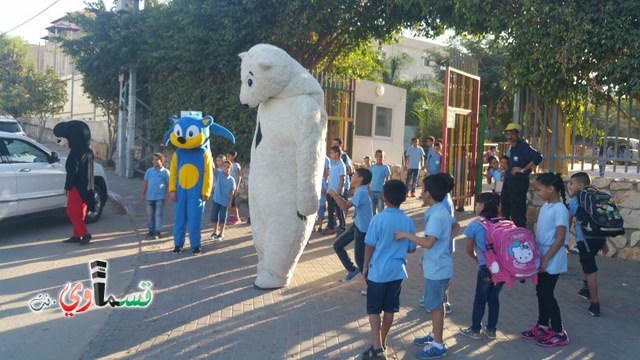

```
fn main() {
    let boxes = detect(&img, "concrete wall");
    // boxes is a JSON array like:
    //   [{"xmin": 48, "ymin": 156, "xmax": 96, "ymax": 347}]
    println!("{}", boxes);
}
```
[
  {"xmin": 526, "ymin": 176, "xmax": 640, "ymax": 262},
  {"xmin": 352, "ymin": 80, "xmax": 407, "ymax": 167}
]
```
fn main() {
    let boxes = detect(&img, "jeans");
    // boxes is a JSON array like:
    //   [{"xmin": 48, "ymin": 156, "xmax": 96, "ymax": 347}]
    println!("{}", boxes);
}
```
[
  {"xmin": 210, "ymin": 202, "xmax": 228, "ymax": 224},
  {"xmin": 471, "ymin": 266, "xmax": 504, "ymax": 331},
  {"xmin": 327, "ymin": 195, "xmax": 345, "ymax": 230},
  {"xmin": 333, "ymin": 225, "xmax": 366, "ymax": 272},
  {"xmin": 500, "ymin": 175, "xmax": 529, "ymax": 228},
  {"xmin": 406, "ymin": 168, "xmax": 419, "ymax": 193},
  {"xmin": 146, "ymin": 199, "xmax": 164, "ymax": 233},
  {"xmin": 370, "ymin": 191, "xmax": 384, "ymax": 215},
  {"xmin": 536, "ymin": 272, "xmax": 563, "ymax": 333}
]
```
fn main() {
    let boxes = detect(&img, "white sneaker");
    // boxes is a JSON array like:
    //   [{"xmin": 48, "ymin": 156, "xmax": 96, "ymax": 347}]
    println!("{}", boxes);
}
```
[{"xmin": 361, "ymin": 288, "xmax": 367, "ymax": 296}]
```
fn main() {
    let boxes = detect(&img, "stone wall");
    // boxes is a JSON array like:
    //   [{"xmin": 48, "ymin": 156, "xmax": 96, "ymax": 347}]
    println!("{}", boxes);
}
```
[{"xmin": 526, "ymin": 176, "xmax": 640, "ymax": 262}]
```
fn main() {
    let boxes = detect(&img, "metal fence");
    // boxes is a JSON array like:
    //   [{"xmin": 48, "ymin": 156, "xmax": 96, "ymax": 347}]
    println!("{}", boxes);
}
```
[{"xmin": 514, "ymin": 90, "xmax": 640, "ymax": 176}]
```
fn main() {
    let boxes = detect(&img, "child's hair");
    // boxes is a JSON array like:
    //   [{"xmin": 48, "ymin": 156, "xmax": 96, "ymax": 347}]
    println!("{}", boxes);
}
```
[
  {"xmin": 487, "ymin": 156, "xmax": 497, "ymax": 164},
  {"xmin": 356, "ymin": 168, "xmax": 372, "ymax": 186},
  {"xmin": 383, "ymin": 179, "xmax": 407, "ymax": 207},
  {"xmin": 364, "ymin": 155, "xmax": 371, "ymax": 162},
  {"xmin": 476, "ymin": 192, "xmax": 500, "ymax": 219},
  {"xmin": 223, "ymin": 160, "xmax": 232, "ymax": 166},
  {"xmin": 570, "ymin": 171, "xmax": 591, "ymax": 186},
  {"xmin": 375, "ymin": 149, "xmax": 384, "ymax": 156},
  {"xmin": 329, "ymin": 145, "xmax": 341, "ymax": 154},
  {"xmin": 153, "ymin": 152, "xmax": 165, "ymax": 162},
  {"xmin": 423, "ymin": 173, "xmax": 454, "ymax": 202},
  {"xmin": 411, "ymin": 137, "xmax": 418, "ymax": 142},
  {"xmin": 333, "ymin": 138, "xmax": 343, "ymax": 146},
  {"xmin": 216, "ymin": 154, "xmax": 226, "ymax": 160},
  {"xmin": 433, "ymin": 142, "xmax": 441, "ymax": 148},
  {"xmin": 500, "ymin": 155, "xmax": 509, "ymax": 162},
  {"xmin": 427, "ymin": 136, "xmax": 435, "ymax": 142},
  {"xmin": 536, "ymin": 172, "xmax": 568, "ymax": 207},
  {"xmin": 227, "ymin": 150, "xmax": 237, "ymax": 158}
]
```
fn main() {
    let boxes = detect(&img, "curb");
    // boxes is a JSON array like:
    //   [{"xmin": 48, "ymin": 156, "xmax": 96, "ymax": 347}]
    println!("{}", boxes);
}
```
[{"xmin": 107, "ymin": 191, "xmax": 134, "ymax": 215}]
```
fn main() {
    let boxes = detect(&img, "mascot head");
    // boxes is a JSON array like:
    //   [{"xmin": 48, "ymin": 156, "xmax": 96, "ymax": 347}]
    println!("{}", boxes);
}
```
[
  {"xmin": 53, "ymin": 120, "xmax": 91, "ymax": 150},
  {"xmin": 238, "ymin": 44, "xmax": 323, "ymax": 108},
  {"xmin": 163, "ymin": 113, "xmax": 235, "ymax": 149}
]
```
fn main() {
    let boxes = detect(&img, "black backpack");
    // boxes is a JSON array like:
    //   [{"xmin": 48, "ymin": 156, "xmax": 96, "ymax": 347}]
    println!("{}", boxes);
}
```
[{"xmin": 575, "ymin": 186, "xmax": 625, "ymax": 237}]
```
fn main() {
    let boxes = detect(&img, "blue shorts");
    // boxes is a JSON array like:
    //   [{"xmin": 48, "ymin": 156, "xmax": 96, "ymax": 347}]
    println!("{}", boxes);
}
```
[
  {"xmin": 423, "ymin": 278, "xmax": 450, "ymax": 311},
  {"xmin": 210, "ymin": 202, "xmax": 228, "ymax": 224},
  {"xmin": 366, "ymin": 279, "xmax": 402, "ymax": 314}
]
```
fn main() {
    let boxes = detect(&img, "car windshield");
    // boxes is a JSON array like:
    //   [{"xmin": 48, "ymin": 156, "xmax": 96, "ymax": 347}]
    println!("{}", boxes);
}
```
[{"xmin": 0, "ymin": 122, "xmax": 22, "ymax": 133}]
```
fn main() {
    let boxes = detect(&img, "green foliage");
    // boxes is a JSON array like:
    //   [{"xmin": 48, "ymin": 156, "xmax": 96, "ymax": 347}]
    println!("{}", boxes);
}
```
[
  {"xmin": 411, "ymin": 86, "xmax": 444, "ymax": 141},
  {"xmin": 0, "ymin": 35, "xmax": 32, "ymax": 118}
]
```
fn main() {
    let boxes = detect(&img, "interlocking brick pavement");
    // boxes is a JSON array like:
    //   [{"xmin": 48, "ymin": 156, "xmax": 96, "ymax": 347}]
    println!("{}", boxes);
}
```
[{"xmin": 77, "ymin": 178, "xmax": 640, "ymax": 360}]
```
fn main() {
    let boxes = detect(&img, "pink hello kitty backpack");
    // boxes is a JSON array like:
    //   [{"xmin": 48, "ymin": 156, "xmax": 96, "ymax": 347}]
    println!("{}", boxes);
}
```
[{"xmin": 475, "ymin": 217, "xmax": 540, "ymax": 288}]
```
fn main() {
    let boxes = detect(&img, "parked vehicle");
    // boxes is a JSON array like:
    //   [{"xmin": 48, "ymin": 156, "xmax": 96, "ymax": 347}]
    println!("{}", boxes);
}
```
[
  {"xmin": 601, "ymin": 136, "xmax": 639, "ymax": 164},
  {"xmin": 0, "ymin": 116, "xmax": 27, "ymax": 136},
  {"xmin": 0, "ymin": 131, "xmax": 108, "ymax": 223}
]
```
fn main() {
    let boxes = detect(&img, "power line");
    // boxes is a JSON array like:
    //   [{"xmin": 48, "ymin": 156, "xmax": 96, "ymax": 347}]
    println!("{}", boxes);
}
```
[{"xmin": 0, "ymin": 0, "xmax": 62, "ymax": 37}]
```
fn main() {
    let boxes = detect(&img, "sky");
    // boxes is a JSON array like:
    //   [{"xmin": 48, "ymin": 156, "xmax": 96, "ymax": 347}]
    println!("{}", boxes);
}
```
[{"xmin": 0, "ymin": 0, "xmax": 109, "ymax": 44}]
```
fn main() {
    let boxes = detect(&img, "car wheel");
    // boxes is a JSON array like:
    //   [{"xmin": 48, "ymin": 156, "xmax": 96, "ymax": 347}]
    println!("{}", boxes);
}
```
[{"xmin": 85, "ymin": 181, "xmax": 107, "ymax": 224}]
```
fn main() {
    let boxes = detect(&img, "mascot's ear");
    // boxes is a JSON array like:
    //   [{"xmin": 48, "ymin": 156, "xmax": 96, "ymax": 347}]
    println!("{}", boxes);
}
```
[
  {"xmin": 239, "ymin": 51, "xmax": 247, "ymax": 60},
  {"xmin": 258, "ymin": 60, "xmax": 272, "ymax": 70},
  {"xmin": 170, "ymin": 115, "xmax": 179, "ymax": 124},
  {"xmin": 201, "ymin": 116, "xmax": 213, "ymax": 127}
]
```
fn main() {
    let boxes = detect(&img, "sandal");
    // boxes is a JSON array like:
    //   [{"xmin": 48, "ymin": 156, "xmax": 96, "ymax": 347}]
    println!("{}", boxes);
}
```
[{"xmin": 362, "ymin": 345, "xmax": 386, "ymax": 359}]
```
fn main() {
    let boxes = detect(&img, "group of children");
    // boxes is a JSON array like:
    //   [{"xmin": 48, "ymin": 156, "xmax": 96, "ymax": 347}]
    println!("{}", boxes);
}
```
[
  {"xmin": 357, "ymin": 170, "xmax": 607, "ymax": 359},
  {"xmin": 140, "ymin": 150, "xmax": 243, "ymax": 244}
]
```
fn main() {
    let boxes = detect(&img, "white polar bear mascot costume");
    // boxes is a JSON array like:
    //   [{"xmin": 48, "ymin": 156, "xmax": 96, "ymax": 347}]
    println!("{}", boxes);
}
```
[{"xmin": 239, "ymin": 44, "xmax": 327, "ymax": 289}]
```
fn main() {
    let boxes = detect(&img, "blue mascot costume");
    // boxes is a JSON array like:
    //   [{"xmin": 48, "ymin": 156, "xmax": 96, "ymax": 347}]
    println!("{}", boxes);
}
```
[{"xmin": 164, "ymin": 113, "xmax": 235, "ymax": 254}]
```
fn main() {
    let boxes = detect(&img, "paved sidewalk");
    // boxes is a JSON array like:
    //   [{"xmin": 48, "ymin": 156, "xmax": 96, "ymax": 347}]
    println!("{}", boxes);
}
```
[
  {"xmin": 6, "ymin": 143, "xmax": 639, "ymax": 360},
  {"xmin": 78, "ymin": 173, "xmax": 640, "ymax": 360}
]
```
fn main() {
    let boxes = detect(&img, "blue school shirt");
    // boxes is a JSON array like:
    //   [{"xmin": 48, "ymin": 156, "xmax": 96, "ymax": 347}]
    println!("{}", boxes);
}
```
[
  {"xmin": 427, "ymin": 153, "xmax": 442, "ymax": 174},
  {"xmin": 230, "ymin": 162, "xmax": 241, "ymax": 184},
  {"xmin": 144, "ymin": 167, "xmax": 170, "ymax": 201},
  {"xmin": 405, "ymin": 146, "xmax": 425, "ymax": 169},
  {"xmin": 422, "ymin": 201, "xmax": 456, "ymax": 280},
  {"xmin": 488, "ymin": 167, "xmax": 501, "ymax": 182},
  {"xmin": 370, "ymin": 163, "xmax": 391, "ymax": 192},
  {"xmin": 442, "ymin": 194, "xmax": 456, "ymax": 253},
  {"xmin": 351, "ymin": 185, "xmax": 373, "ymax": 232},
  {"xmin": 505, "ymin": 139, "xmax": 543, "ymax": 178},
  {"xmin": 365, "ymin": 208, "xmax": 417, "ymax": 282},
  {"xmin": 213, "ymin": 173, "xmax": 236, "ymax": 206},
  {"xmin": 464, "ymin": 221, "xmax": 488, "ymax": 266},
  {"xmin": 328, "ymin": 159, "xmax": 346, "ymax": 193},
  {"xmin": 535, "ymin": 202, "xmax": 570, "ymax": 275}
]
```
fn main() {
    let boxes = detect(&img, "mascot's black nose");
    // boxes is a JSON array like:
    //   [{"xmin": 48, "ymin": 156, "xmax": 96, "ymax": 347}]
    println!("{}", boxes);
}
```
[{"xmin": 177, "ymin": 137, "xmax": 186, "ymax": 144}]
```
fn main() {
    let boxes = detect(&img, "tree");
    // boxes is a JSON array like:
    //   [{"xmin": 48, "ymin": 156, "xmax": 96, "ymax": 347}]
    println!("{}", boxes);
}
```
[
  {"xmin": 24, "ymin": 68, "xmax": 67, "ymax": 141},
  {"xmin": 0, "ymin": 35, "xmax": 31, "ymax": 118}
]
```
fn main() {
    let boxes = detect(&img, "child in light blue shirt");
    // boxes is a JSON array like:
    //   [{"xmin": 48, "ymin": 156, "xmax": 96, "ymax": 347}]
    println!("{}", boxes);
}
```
[
  {"xmin": 396, "ymin": 173, "xmax": 459, "ymax": 359},
  {"xmin": 426, "ymin": 142, "xmax": 442, "ymax": 175},
  {"xmin": 141, "ymin": 153, "xmax": 170, "ymax": 238},
  {"xmin": 210, "ymin": 160, "xmax": 236, "ymax": 242},
  {"xmin": 369, "ymin": 149, "xmax": 391, "ymax": 214}
]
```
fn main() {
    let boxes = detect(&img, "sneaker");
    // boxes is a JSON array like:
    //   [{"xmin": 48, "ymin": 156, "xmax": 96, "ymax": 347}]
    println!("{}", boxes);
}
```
[
  {"xmin": 415, "ymin": 343, "xmax": 447, "ymax": 359},
  {"xmin": 322, "ymin": 228, "xmax": 336, "ymax": 236},
  {"xmin": 411, "ymin": 192, "xmax": 417, "ymax": 198},
  {"xmin": 445, "ymin": 302, "xmax": 452, "ymax": 314},
  {"xmin": 413, "ymin": 333, "xmax": 435, "ymax": 346},
  {"xmin": 62, "ymin": 237, "xmax": 80, "ymax": 243},
  {"xmin": 459, "ymin": 327, "xmax": 482, "ymax": 340},
  {"xmin": 79, "ymin": 234, "xmax": 92, "ymax": 245},
  {"xmin": 521, "ymin": 324, "xmax": 550, "ymax": 340},
  {"xmin": 146, "ymin": 231, "xmax": 155, "ymax": 237},
  {"xmin": 342, "ymin": 269, "xmax": 361, "ymax": 282},
  {"xmin": 536, "ymin": 330, "xmax": 570, "ymax": 347},
  {"xmin": 154, "ymin": 232, "xmax": 162, "ymax": 239},
  {"xmin": 361, "ymin": 288, "xmax": 368, "ymax": 296},
  {"xmin": 362, "ymin": 345, "xmax": 386, "ymax": 360},
  {"xmin": 578, "ymin": 287, "xmax": 591, "ymax": 300},
  {"xmin": 482, "ymin": 327, "xmax": 497, "ymax": 340},
  {"xmin": 192, "ymin": 247, "xmax": 202, "ymax": 255},
  {"xmin": 226, "ymin": 216, "xmax": 240, "ymax": 225},
  {"xmin": 588, "ymin": 302, "xmax": 600, "ymax": 317},
  {"xmin": 172, "ymin": 246, "xmax": 182, "ymax": 254},
  {"xmin": 210, "ymin": 232, "xmax": 219, "ymax": 240},
  {"xmin": 418, "ymin": 298, "xmax": 424, "ymax": 306}
]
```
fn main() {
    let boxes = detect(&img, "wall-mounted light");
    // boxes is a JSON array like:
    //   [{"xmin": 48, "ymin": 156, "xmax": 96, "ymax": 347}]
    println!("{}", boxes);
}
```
[{"xmin": 375, "ymin": 85, "xmax": 385, "ymax": 96}]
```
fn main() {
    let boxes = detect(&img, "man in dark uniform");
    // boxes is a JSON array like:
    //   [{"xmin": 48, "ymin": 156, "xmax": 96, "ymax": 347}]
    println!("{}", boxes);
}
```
[{"xmin": 500, "ymin": 123, "xmax": 543, "ymax": 228}]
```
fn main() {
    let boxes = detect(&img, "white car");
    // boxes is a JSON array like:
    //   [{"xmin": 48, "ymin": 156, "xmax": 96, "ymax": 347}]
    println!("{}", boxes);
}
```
[{"xmin": 0, "ymin": 132, "xmax": 108, "ymax": 223}]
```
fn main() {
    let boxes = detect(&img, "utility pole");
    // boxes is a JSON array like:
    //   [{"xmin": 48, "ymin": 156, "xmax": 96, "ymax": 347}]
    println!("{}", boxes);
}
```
[{"xmin": 116, "ymin": 72, "xmax": 127, "ymax": 177}]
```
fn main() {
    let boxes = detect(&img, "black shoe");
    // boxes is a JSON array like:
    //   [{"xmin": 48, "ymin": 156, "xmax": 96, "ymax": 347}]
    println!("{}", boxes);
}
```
[
  {"xmin": 146, "ymin": 231, "xmax": 155, "ymax": 237},
  {"xmin": 578, "ymin": 287, "xmax": 591, "ymax": 300},
  {"xmin": 192, "ymin": 247, "xmax": 202, "ymax": 255},
  {"xmin": 172, "ymin": 246, "xmax": 182, "ymax": 254},
  {"xmin": 79, "ymin": 234, "xmax": 92, "ymax": 245},
  {"xmin": 154, "ymin": 232, "xmax": 161, "ymax": 239},
  {"xmin": 63, "ymin": 237, "xmax": 81, "ymax": 243},
  {"xmin": 588, "ymin": 302, "xmax": 600, "ymax": 317}
]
